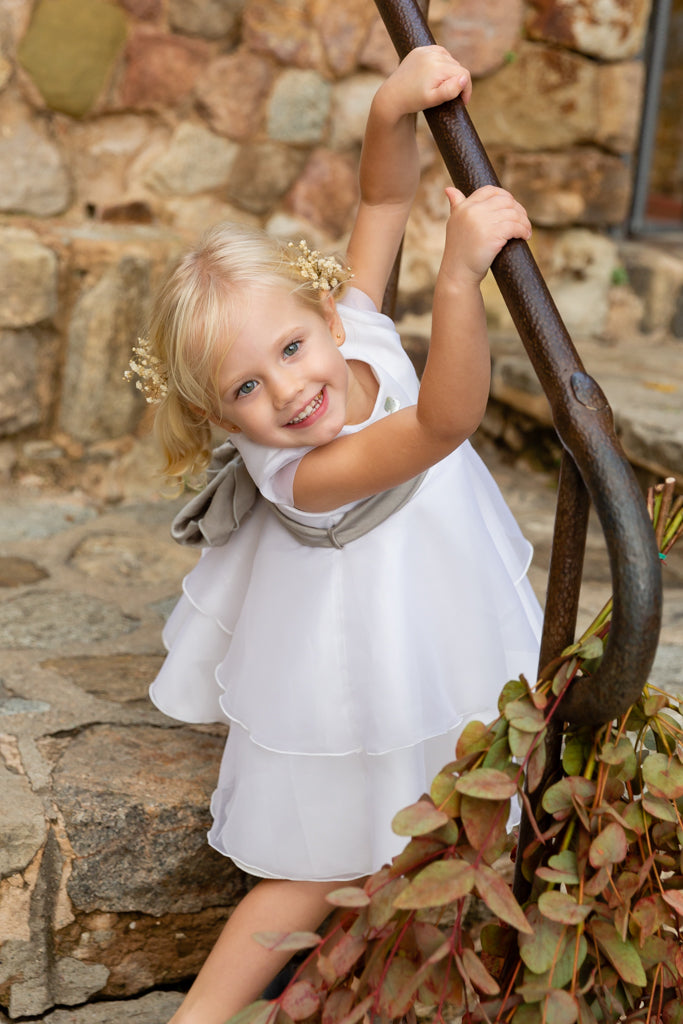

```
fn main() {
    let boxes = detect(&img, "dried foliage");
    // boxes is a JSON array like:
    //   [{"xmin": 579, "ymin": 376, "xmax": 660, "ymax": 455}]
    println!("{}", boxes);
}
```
[{"xmin": 232, "ymin": 482, "xmax": 683, "ymax": 1024}]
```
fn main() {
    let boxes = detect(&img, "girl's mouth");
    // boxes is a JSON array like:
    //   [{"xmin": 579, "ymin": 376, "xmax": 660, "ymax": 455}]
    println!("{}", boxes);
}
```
[{"xmin": 286, "ymin": 388, "xmax": 326, "ymax": 427}]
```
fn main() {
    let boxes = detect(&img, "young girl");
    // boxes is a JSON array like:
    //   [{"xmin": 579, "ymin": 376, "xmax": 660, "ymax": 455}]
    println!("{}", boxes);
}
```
[{"xmin": 135, "ymin": 45, "xmax": 542, "ymax": 1024}]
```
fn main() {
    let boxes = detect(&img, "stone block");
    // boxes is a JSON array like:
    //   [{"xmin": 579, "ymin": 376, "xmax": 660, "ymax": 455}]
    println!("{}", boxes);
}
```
[
  {"xmin": 0, "ymin": 121, "xmax": 70, "ymax": 216},
  {"xmin": 0, "ymin": 764, "xmax": 47, "ymax": 877},
  {"xmin": 196, "ymin": 52, "xmax": 274, "ymax": 141},
  {"xmin": 227, "ymin": 142, "xmax": 308, "ymax": 215},
  {"xmin": 59, "ymin": 254, "xmax": 152, "ymax": 443},
  {"xmin": 146, "ymin": 122, "xmax": 239, "ymax": 196},
  {"xmin": 466, "ymin": 41, "xmax": 598, "ymax": 152},
  {"xmin": 17, "ymin": 0, "xmax": 126, "ymax": 118},
  {"xmin": 595, "ymin": 61, "xmax": 645, "ymax": 154},
  {"xmin": 0, "ymin": 330, "xmax": 41, "ymax": 435},
  {"xmin": 0, "ymin": 591, "xmax": 139, "ymax": 650},
  {"xmin": 285, "ymin": 148, "xmax": 358, "ymax": 237},
  {"xmin": 527, "ymin": 0, "xmax": 652, "ymax": 61},
  {"xmin": 243, "ymin": 0, "xmax": 325, "ymax": 70},
  {"xmin": 497, "ymin": 147, "xmax": 631, "ymax": 227},
  {"xmin": 619, "ymin": 240, "xmax": 683, "ymax": 334},
  {"xmin": 435, "ymin": 0, "xmax": 524, "ymax": 77},
  {"xmin": 538, "ymin": 228, "xmax": 618, "ymax": 337},
  {"xmin": 358, "ymin": 15, "xmax": 398, "ymax": 76},
  {"xmin": 329, "ymin": 74, "xmax": 382, "ymax": 151},
  {"xmin": 0, "ymin": 228, "xmax": 58, "ymax": 328},
  {"xmin": 267, "ymin": 69, "xmax": 331, "ymax": 145},
  {"xmin": 118, "ymin": 28, "xmax": 211, "ymax": 109},
  {"xmin": 168, "ymin": 0, "xmax": 245, "ymax": 41},
  {"xmin": 310, "ymin": 0, "xmax": 378, "ymax": 78}
]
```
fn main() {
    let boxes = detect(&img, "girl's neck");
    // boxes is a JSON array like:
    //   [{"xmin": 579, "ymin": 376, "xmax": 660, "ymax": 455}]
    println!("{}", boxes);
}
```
[{"xmin": 345, "ymin": 360, "xmax": 379, "ymax": 425}]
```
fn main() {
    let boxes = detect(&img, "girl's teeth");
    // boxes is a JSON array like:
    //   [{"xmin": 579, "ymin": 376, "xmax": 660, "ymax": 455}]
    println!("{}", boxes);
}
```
[{"xmin": 289, "ymin": 391, "xmax": 323, "ymax": 424}]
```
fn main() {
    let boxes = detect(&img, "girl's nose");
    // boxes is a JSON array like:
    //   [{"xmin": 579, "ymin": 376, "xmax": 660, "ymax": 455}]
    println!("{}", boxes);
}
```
[{"xmin": 272, "ymin": 371, "xmax": 304, "ymax": 410}]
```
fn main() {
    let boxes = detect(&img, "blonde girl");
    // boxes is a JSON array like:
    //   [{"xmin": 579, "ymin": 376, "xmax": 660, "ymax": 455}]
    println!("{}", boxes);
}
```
[{"xmin": 136, "ymin": 45, "xmax": 542, "ymax": 1024}]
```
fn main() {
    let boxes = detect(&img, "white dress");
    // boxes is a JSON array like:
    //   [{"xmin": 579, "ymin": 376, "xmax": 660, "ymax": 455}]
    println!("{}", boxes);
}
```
[{"xmin": 150, "ymin": 290, "xmax": 543, "ymax": 881}]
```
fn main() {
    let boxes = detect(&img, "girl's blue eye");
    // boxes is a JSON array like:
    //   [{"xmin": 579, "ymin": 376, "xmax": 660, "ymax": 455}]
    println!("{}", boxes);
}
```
[
  {"xmin": 283, "ymin": 341, "xmax": 300, "ymax": 358},
  {"xmin": 238, "ymin": 380, "xmax": 257, "ymax": 397}
]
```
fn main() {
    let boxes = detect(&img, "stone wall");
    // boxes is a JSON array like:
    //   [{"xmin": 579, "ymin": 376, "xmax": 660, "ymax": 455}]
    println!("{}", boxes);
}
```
[{"xmin": 0, "ymin": 0, "xmax": 658, "ymax": 483}]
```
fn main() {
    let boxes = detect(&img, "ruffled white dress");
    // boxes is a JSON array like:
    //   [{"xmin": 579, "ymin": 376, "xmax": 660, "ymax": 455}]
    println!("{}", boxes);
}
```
[{"xmin": 150, "ymin": 290, "xmax": 543, "ymax": 881}]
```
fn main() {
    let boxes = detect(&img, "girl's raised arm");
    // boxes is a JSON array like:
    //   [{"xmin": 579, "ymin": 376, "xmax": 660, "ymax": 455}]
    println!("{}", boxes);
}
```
[
  {"xmin": 346, "ymin": 46, "xmax": 471, "ymax": 310},
  {"xmin": 293, "ymin": 184, "xmax": 532, "ymax": 513}
]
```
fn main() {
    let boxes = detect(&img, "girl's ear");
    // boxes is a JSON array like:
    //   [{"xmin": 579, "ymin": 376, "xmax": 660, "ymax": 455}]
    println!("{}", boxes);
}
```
[{"xmin": 320, "ymin": 292, "xmax": 345, "ymax": 347}]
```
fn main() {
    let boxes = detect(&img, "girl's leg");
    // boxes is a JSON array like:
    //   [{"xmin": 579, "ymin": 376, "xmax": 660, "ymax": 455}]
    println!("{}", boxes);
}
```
[{"xmin": 169, "ymin": 878, "xmax": 342, "ymax": 1024}]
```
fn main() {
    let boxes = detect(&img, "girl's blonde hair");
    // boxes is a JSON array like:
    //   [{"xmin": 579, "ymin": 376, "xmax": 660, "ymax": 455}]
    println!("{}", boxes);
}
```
[{"xmin": 146, "ymin": 222, "xmax": 348, "ymax": 481}]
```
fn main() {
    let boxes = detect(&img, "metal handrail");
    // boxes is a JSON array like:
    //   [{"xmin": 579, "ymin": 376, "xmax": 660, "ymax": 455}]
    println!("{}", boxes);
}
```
[{"xmin": 373, "ymin": 0, "xmax": 662, "ymax": 729}]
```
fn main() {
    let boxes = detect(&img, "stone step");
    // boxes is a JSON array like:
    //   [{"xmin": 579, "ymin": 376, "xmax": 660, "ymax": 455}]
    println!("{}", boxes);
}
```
[{"xmin": 489, "ymin": 329, "xmax": 683, "ymax": 482}]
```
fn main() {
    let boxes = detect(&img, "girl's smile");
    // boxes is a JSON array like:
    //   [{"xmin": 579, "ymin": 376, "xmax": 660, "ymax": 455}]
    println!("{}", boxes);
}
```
[{"xmin": 211, "ymin": 285, "xmax": 374, "ymax": 448}]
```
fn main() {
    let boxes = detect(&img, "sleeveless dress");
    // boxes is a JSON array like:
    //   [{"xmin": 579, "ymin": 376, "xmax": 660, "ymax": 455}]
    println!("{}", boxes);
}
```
[{"xmin": 150, "ymin": 290, "xmax": 543, "ymax": 881}]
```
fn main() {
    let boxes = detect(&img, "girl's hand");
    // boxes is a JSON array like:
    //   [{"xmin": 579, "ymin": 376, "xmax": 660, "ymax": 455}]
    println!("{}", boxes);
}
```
[
  {"xmin": 375, "ymin": 45, "xmax": 472, "ymax": 122},
  {"xmin": 439, "ymin": 186, "xmax": 532, "ymax": 287}
]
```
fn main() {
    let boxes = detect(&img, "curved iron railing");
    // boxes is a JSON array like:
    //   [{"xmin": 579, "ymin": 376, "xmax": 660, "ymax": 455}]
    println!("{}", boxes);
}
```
[{"xmin": 373, "ymin": 0, "xmax": 662, "ymax": 729}]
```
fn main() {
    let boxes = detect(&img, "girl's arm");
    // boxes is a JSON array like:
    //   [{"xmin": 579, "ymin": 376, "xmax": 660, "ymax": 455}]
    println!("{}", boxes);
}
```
[
  {"xmin": 346, "ymin": 46, "xmax": 472, "ymax": 310},
  {"xmin": 293, "ymin": 185, "xmax": 532, "ymax": 513}
]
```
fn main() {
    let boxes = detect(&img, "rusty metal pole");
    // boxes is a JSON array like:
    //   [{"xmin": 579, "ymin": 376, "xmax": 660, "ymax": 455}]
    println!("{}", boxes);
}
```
[{"xmin": 372, "ymin": 0, "xmax": 663, "ymax": 898}]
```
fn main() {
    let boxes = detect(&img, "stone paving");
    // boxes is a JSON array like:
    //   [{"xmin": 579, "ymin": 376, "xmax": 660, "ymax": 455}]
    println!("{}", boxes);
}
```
[{"xmin": 0, "ymin": 423, "xmax": 681, "ymax": 1022}]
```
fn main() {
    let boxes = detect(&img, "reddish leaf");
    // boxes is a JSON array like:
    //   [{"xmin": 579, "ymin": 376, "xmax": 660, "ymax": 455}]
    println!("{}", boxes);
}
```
[
  {"xmin": 327, "ymin": 933, "xmax": 366, "ymax": 976},
  {"xmin": 542, "ymin": 777, "xmax": 595, "ymax": 818},
  {"xmin": 504, "ymin": 698, "xmax": 546, "ymax": 732},
  {"xmin": 518, "ymin": 904, "xmax": 566, "ymax": 974},
  {"xmin": 392, "ymin": 800, "xmax": 448, "ymax": 837},
  {"xmin": 455, "ymin": 767, "xmax": 517, "ymax": 800},
  {"xmin": 375, "ymin": 956, "xmax": 416, "ymax": 1018},
  {"xmin": 631, "ymin": 894, "xmax": 671, "ymax": 940},
  {"xmin": 461, "ymin": 793, "xmax": 509, "ymax": 864},
  {"xmin": 368, "ymin": 874, "xmax": 408, "ymax": 932},
  {"xmin": 543, "ymin": 989, "xmax": 579, "ymax": 1024},
  {"xmin": 642, "ymin": 794, "xmax": 678, "ymax": 822},
  {"xmin": 331, "ymin": 993, "xmax": 374, "ymax": 1024},
  {"xmin": 661, "ymin": 888, "xmax": 683, "ymax": 916},
  {"xmin": 321, "ymin": 988, "xmax": 354, "ymax": 1024},
  {"xmin": 281, "ymin": 980, "xmax": 320, "ymax": 1021},
  {"xmin": 474, "ymin": 863, "xmax": 533, "ymax": 934},
  {"xmin": 253, "ymin": 931, "xmax": 321, "ymax": 952},
  {"xmin": 538, "ymin": 891, "xmax": 593, "ymax": 925},
  {"xmin": 393, "ymin": 859, "xmax": 475, "ymax": 910},
  {"xmin": 389, "ymin": 836, "xmax": 444, "ymax": 876},
  {"xmin": 498, "ymin": 677, "xmax": 529, "ymax": 713},
  {"xmin": 461, "ymin": 947, "xmax": 500, "ymax": 995},
  {"xmin": 325, "ymin": 887, "xmax": 370, "ymax": 908},
  {"xmin": 588, "ymin": 821, "xmax": 628, "ymax": 868},
  {"xmin": 508, "ymin": 724, "xmax": 536, "ymax": 759}
]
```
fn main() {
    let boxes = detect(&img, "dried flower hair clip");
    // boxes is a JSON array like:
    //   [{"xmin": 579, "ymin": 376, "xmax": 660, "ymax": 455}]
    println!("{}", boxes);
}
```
[
  {"xmin": 287, "ymin": 240, "xmax": 351, "ymax": 291},
  {"xmin": 123, "ymin": 337, "xmax": 168, "ymax": 403}
]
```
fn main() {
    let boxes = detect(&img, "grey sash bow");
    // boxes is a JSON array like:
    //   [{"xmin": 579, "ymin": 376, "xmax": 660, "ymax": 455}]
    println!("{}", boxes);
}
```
[{"xmin": 171, "ymin": 441, "xmax": 426, "ymax": 550}]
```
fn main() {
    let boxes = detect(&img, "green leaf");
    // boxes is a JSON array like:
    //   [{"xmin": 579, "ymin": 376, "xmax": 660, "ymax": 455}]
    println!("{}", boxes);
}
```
[
  {"xmin": 253, "ymin": 931, "xmax": 321, "ymax": 952},
  {"xmin": 575, "ymin": 635, "xmax": 603, "ymax": 661},
  {"xmin": 519, "ymin": 905, "xmax": 566, "ymax": 973},
  {"xmin": 389, "ymin": 836, "xmax": 444, "ymax": 875},
  {"xmin": 598, "ymin": 737, "xmax": 637, "ymax": 780},
  {"xmin": 460, "ymin": 948, "xmax": 500, "ymax": 995},
  {"xmin": 642, "ymin": 751, "xmax": 683, "ymax": 799},
  {"xmin": 482, "ymin": 735, "xmax": 512, "ymax": 770},
  {"xmin": 326, "ymin": 886, "xmax": 370, "ymax": 908},
  {"xmin": 368, "ymin": 874, "xmax": 408, "ymax": 931},
  {"xmin": 504, "ymin": 698, "xmax": 546, "ymax": 732},
  {"xmin": 480, "ymin": 922, "xmax": 515, "ymax": 958},
  {"xmin": 631, "ymin": 894, "xmax": 671, "ymax": 939},
  {"xmin": 527, "ymin": 735, "xmax": 547, "ymax": 793},
  {"xmin": 281, "ymin": 980, "xmax": 320, "ymax": 1021},
  {"xmin": 430, "ymin": 772, "xmax": 461, "ymax": 817},
  {"xmin": 376, "ymin": 956, "xmax": 416, "ymax": 1018},
  {"xmin": 642, "ymin": 793, "xmax": 678, "ymax": 822},
  {"xmin": 508, "ymin": 724, "xmax": 536, "ymax": 758},
  {"xmin": 562, "ymin": 735, "xmax": 589, "ymax": 776},
  {"xmin": 589, "ymin": 920, "xmax": 647, "ymax": 987},
  {"xmin": 664, "ymin": 999, "xmax": 683, "ymax": 1024},
  {"xmin": 512, "ymin": 1005, "xmax": 543, "ymax": 1023},
  {"xmin": 536, "ymin": 851, "xmax": 580, "ymax": 886},
  {"xmin": 474, "ymin": 863, "xmax": 533, "ymax": 934},
  {"xmin": 542, "ymin": 777, "xmax": 595, "ymax": 818},
  {"xmin": 392, "ymin": 800, "xmax": 449, "ymax": 837},
  {"xmin": 576, "ymin": 995, "xmax": 599, "ymax": 1024},
  {"xmin": 544, "ymin": 989, "xmax": 579, "ymax": 1024},
  {"xmin": 226, "ymin": 1001, "xmax": 276, "ymax": 1024},
  {"xmin": 393, "ymin": 859, "xmax": 475, "ymax": 910},
  {"xmin": 588, "ymin": 821, "xmax": 628, "ymax": 868},
  {"xmin": 498, "ymin": 677, "xmax": 529, "ymax": 713},
  {"xmin": 455, "ymin": 767, "xmax": 517, "ymax": 800},
  {"xmin": 538, "ymin": 891, "xmax": 593, "ymax": 925},
  {"xmin": 455, "ymin": 719, "xmax": 492, "ymax": 757}
]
